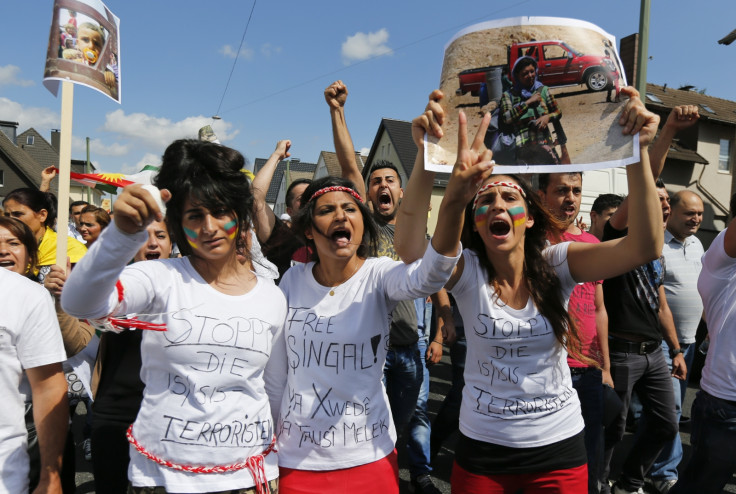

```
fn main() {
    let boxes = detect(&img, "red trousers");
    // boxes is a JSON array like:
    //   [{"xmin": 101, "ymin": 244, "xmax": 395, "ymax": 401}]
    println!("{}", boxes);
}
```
[
  {"xmin": 279, "ymin": 450, "xmax": 398, "ymax": 494},
  {"xmin": 451, "ymin": 461, "xmax": 588, "ymax": 493}
]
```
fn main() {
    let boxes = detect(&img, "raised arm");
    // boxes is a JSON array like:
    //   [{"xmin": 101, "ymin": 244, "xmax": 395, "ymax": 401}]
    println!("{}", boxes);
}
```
[
  {"xmin": 394, "ymin": 89, "xmax": 445, "ymax": 263},
  {"xmin": 61, "ymin": 185, "xmax": 168, "ymax": 320},
  {"xmin": 567, "ymin": 87, "xmax": 663, "ymax": 282},
  {"xmin": 325, "ymin": 80, "xmax": 365, "ymax": 199},
  {"xmin": 649, "ymin": 105, "xmax": 700, "ymax": 179},
  {"xmin": 39, "ymin": 166, "xmax": 57, "ymax": 193},
  {"xmin": 251, "ymin": 140, "xmax": 291, "ymax": 242}
]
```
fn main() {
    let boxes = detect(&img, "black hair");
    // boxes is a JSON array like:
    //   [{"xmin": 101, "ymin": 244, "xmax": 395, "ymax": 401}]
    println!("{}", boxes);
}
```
[
  {"xmin": 655, "ymin": 178, "xmax": 666, "ymax": 189},
  {"xmin": 70, "ymin": 200, "xmax": 89, "ymax": 213},
  {"xmin": 537, "ymin": 172, "xmax": 582, "ymax": 193},
  {"xmin": 461, "ymin": 174, "xmax": 589, "ymax": 364},
  {"xmin": 731, "ymin": 193, "xmax": 736, "ymax": 220},
  {"xmin": 368, "ymin": 160, "xmax": 402, "ymax": 186},
  {"xmin": 285, "ymin": 178, "xmax": 313, "ymax": 209},
  {"xmin": 512, "ymin": 56, "xmax": 538, "ymax": 78},
  {"xmin": 153, "ymin": 139, "xmax": 253, "ymax": 258},
  {"xmin": 291, "ymin": 176, "xmax": 378, "ymax": 263},
  {"xmin": 3, "ymin": 188, "xmax": 57, "ymax": 228},
  {"xmin": 591, "ymin": 193, "xmax": 624, "ymax": 214}
]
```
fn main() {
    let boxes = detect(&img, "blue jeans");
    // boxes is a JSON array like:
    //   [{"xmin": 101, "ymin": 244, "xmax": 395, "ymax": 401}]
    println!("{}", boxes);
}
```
[
  {"xmin": 407, "ymin": 332, "xmax": 432, "ymax": 478},
  {"xmin": 646, "ymin": 341, "xmax": 685, "ymax": 482},
  {"xmin": 383, "ymin": 342, "xmax": 423, "ymax": 434},
  {"xmin": 670, "ymin": 390, "xmax": 736, "ymax": 494},
  {"xmin": 571, "ymin": 367, "xmax": 604, "ymax": 494},
  {"xmin": 430, "ymin": 325, "xmax": 466, "ymax": 460}
]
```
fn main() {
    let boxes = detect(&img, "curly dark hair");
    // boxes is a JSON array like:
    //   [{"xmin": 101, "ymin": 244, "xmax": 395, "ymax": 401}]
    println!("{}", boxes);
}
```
[
  {"xmin": 153, "ymin": 139, "xmax": 253, "ymax": 259},
  {"xmin": 461, "ymin": 174, "xmax": 588, "ymax": 363},
  {"xmin": 291, "ymin": 176, "xmax": 378, "ymax": 263}
]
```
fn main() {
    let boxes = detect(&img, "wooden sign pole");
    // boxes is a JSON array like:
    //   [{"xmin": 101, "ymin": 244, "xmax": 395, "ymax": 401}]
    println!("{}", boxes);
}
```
[{"xmin": 56, "ymin": 80, "xmax": 74, "ymax": 274}]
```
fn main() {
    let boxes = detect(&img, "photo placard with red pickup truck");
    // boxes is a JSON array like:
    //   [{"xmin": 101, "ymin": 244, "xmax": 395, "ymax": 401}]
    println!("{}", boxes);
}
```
[{"xmin": 425, "ymin": 17, "xmax": 638, "ymax": 174}]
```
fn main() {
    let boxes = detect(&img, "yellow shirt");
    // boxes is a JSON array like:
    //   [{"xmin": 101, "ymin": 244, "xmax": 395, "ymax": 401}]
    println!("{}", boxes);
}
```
[{"xmin": 37, "ymin": 227, "xmax": 87, "ymax": 271}]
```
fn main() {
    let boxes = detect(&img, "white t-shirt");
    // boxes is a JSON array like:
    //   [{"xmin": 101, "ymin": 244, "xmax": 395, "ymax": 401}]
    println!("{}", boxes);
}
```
[
  {"xmin": 698, "ymin": 229, "xmax": 736, "ymax": 401},
  {"xmin": 450, "ymin": 242, "xmax": 584, "ymax": 448},
  {"xmin": 61, "ymin": 225, "xmax": 287, "ymax": 492},
  {"xmin": 276, "ymin": 242, "xmax": 460, "ymax": 470},
  {"xmin": 0, "ymin": 268, "xmax": 66, "ymax": 494}
]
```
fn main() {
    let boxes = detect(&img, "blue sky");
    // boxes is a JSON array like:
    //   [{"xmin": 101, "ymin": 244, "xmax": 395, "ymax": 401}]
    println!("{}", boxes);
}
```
[{"xmin": 1, "ymin": 0, "xmax": 733, "ymax": 176}]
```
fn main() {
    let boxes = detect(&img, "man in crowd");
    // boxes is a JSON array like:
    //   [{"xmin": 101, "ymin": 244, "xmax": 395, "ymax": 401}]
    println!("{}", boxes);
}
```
[
  {"xmin": 589, "ymin": 193, "xmax": 623, "ymax": 241},
  {"xmin": 642, "ymin": 106, "xmax": 701, "ymax": 493},
  {"xmin": 539, "ymin": 171, "xmax": 612, "ymax": 494}
]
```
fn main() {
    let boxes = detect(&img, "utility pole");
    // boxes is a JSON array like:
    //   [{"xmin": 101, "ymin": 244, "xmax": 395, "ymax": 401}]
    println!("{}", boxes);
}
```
[
  {"xmin": 86, "ymin": 137, "xmax": 91, "ymax": 203},
  {"xmin": 636, "ymin": 0, "xmax": 650, "ymax": 100}
]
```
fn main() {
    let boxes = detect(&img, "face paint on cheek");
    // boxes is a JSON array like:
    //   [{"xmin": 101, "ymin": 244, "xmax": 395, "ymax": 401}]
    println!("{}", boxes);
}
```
[
  {"xmin": 182, "ymin": 226, "xmax": 199, "ymax": 250},
  {"xmin": 509, "ymin": 206, "xmax": 526, "ymax": 227},
  {"xmin": 474, "ymin": 205, "xmax": 490, "ymax": 228},
  {"xmin": 224, "ymin": 219, "xmax": 238, "ymax": 239}
]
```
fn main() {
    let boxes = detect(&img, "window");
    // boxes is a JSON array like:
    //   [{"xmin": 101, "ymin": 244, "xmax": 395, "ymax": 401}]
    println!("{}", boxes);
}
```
[
  {"xmin": 645, "ymin": 93, "xmax": 662, "ymax": 103},
  {"xmin": 26, "ymin": 135, "xmax": 34, "ymax": 145},
  {"xmin": 543, "ymin": 44, "xmax": 567, "ymax": 60},
  {"xmin": 0, "ymin": 169, "xmax": 4, "ymax": 186},
  {"xmin": 719, "ymin": 139, "xmax": 732, "ymax": 173},
  {"xmin": 700, "ymin": 104, "xmax": 715, "ymax": 114}
]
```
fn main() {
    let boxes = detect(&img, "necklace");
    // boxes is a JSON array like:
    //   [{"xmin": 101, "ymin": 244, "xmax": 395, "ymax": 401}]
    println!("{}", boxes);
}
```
[{"xmin": 317, "ymin": 260, "xmax": 361, "ymax": 296}]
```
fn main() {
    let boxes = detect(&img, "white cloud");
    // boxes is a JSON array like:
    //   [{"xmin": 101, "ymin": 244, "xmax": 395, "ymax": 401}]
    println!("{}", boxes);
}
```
[
  {"xmin": 71, "ymin": 136, "xmax": 130, "ymax": 157},
  {"xmin": 101, "ymin": 109, "xmax": 239, "ymax": 150},
  {"xmin": 359, "ymin": 147, "xmax": 370, "ymax": 156},
  {"xmin": 118, "ymin": 153, "xmax": 161, "ymax": 175},
  {"xmin": 219, "ymin": 44, "xmax": 254, "ymax": 60},
  {"xmin": 341, "ymin": 29, "xmax": 392, "ymax": 64},
  {"xmin": 260, "ymin": 43, "xmax": 282, "ymax": 57},
  {"xmin": 0, "ymin": 97, "xmax": 59, "ymax": 130},
  {"xmin": 0, "ymin": 65, "xmax": 34, "ymax": 87}
]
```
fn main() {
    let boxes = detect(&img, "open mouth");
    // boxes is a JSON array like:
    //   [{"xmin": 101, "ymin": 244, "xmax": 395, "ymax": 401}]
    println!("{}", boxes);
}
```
[
  {"xmin": 0, "ymin": 260, "xmax": 15, "ymax": 268},
  {"xmin": 145, "ymin": 252, "xmax": 161, "ymax": 260},
  {"xmin": 489, "ymin": 219, "xmax": 511, "ymax": 236},
  {"xmin": 378, "ymin": 191, "xmax": 393, "ymax": 208},
  {"xmin": 330, "ymin": 228, "xmax": 352, "ymax": 247}
]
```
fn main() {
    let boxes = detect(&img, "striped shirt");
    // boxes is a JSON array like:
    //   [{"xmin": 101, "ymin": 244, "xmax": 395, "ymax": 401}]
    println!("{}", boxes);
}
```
[{"xmin": 662, "ymin": 230, "xmax": 704, "ymax": 343}]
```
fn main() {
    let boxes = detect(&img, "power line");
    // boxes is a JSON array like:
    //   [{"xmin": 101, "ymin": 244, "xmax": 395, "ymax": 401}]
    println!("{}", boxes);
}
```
[
  {"xmin": 214, "ymin": 0, "xmax": 258, "ymax": 118},
  {"xmin": 220, "ymin": 0, "xmax": 532, "ymax": 115}
]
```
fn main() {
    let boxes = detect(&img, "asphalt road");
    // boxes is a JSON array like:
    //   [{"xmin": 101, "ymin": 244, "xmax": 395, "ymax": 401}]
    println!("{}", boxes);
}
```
[{"xmin": 71, "ymin": 349, "xmax": 736, "ymax": 493}]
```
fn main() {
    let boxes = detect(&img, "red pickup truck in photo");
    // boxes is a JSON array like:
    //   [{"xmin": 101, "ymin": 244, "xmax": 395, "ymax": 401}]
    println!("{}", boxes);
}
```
[{"xmin": 457, "ymin": 39, "xmax": 619, "ymax": 97}]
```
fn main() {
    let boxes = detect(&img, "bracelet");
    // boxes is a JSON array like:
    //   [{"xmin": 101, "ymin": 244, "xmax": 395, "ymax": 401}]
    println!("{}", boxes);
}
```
[{"xmin": 431, "ymin": 339, "xmax": 442, "ymax": 344}]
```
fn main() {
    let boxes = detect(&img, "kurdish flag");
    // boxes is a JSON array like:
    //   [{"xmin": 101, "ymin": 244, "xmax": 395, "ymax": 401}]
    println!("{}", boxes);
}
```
[
  {"xmin": 62, "ymin": 165, "xmax": 160, "ymax": 194},
  {"xmin": 64, "ymin": 163, "xmax": 255, "ymax": 194}
]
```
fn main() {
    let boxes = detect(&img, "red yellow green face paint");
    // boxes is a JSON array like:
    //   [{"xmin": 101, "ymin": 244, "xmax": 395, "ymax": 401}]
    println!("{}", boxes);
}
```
[
  {"xmin": 182, "ymin": 226, "xmax": 199, "ymax": 250},
  {"xmin": 224, "ymin": 219, "xmax": 238, "ymax": 240},
  {"xmin": 474, "ymin": 205, "xmax": 490, "ymax": 229},
  {"xmin": 509, "ymin": 206, "xmax": 526, "ymax": 227}
]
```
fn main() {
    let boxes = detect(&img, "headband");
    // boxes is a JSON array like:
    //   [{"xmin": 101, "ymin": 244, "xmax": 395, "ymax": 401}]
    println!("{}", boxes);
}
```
[
  {"xmin": 473, "ymin": 182, "xmax": 526, "ymax": 209},
  {"xmin": 308, "ymin": 186, "xmax": 363, "ymax": 204}
]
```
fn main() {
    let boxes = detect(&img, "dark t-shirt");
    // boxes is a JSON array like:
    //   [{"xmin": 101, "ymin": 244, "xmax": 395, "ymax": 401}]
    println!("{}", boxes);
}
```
[
  {"xmin": 602, "ymin": 221, "xmax": 666, "ymax": 342},
  {"xmin": 260, "ymin": 217, "xmax": 308, "ymax": 281},
  {"xmin": 93, "ymin": 330, "xmax": 144, "ymax": 423},
  {"xmin": 375, "ymin": 220, "xmax": 419, "ymax": 346}
]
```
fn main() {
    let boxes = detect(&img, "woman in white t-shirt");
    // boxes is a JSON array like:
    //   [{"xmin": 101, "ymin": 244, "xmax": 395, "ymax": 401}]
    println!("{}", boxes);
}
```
[
  {"xmin": 396, "ymin": 88, "xmax": 665, "ymax": 493},
  {"xmin": 62, "ymin": 140, "xmax": 287, "ymax": 494},
  {"xmin": 274, "ymin": 110, "xmax": 495, "ymax": 493}
]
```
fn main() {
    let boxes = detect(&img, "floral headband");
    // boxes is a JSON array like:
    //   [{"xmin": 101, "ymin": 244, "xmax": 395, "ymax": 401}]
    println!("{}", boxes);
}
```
[
  {"xmin": 308, "ymin": 186, "xmax": 363, "ymax": 204},
  {"xmin": 472, "ymin": 182, "xmax": 526, "ymax": 209}
]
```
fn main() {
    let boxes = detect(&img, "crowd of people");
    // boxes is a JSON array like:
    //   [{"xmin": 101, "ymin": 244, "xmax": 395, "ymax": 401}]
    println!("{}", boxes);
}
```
[{"xmin": 1, "ymin": 79, "xmax": 735, "ymax": 494}]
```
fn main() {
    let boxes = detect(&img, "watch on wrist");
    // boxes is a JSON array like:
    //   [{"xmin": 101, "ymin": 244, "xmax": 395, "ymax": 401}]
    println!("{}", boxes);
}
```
[{"xmin": 669, "ymin": 347, "xmax": 685, "ymax": 359}]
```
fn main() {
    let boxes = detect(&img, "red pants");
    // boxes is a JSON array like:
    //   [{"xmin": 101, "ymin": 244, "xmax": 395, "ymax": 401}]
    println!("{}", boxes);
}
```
[
  {"xmin": 451, "ymin": 461, "xmax": 587, "ymax": 493},
  {"xmin": 279, "ymin": 450, "xmax": 398, "ymax": 494}
]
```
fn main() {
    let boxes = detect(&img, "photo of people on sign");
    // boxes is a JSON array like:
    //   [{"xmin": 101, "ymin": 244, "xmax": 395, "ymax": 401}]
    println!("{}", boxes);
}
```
[
  {"xmin": 424, "ymin": 17, "xmax": 635, "ymax": 174},
  {"xmin": 43, "ymin": 0, "xmax": 121, "ymax": 103}
]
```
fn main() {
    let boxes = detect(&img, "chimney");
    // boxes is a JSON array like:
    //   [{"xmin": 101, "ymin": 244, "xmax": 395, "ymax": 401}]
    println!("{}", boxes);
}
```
[
  {"xmin": 619, "ymin": 34, "xmax": 638, "ymax": 87},
  {"xmin": 51, "ymin": 129, "xmax": 61, "ymax": 152},
  {"xmin": 0, "ymin": 120, "xmax": 19, "ymax": 145}
]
